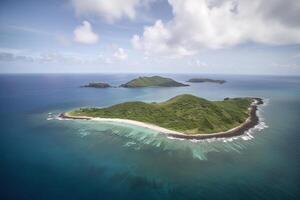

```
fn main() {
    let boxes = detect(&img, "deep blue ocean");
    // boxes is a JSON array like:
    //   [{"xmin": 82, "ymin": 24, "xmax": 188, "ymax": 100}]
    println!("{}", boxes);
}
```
[{"xmin": 0, "ymin": 74, "xmax": 299, "ymax": 200}]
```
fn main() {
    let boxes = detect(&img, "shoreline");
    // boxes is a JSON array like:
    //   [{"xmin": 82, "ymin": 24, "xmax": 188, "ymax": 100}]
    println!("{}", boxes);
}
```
[{"xmin": 59, "ymin": 98, "xmax": 264, "ymax": 140}]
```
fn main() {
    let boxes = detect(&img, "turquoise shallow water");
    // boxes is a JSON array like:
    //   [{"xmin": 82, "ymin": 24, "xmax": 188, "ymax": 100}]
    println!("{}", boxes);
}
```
[{"xmin": 0, "ymin": 74, "xmax": 299, "ymax": 199}]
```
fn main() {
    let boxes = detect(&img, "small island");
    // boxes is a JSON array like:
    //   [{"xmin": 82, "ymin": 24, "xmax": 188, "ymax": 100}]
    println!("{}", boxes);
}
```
[
  {"xmin": 120, "ymin": 76, "xmax": 189, "ymax": 88},
  {"xmin": 61, "ymin": 94, "xmax": 263, "ymax": 140},
  {"xmin": 81, "ymin": 82, "xmax": 111, "ymax": 88},
  {"xmin": 187, "ymin": 78, "xmax": 226, "ymax": 84}
]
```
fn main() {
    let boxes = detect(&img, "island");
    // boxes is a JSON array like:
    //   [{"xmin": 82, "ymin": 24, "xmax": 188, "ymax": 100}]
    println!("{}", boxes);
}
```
[
  {"xmin": 60, "ymin": 94, "xmax": 263, "ymax": 140},
  {"xmin": 81, "ymin": 82, "xmax": 111, "ymax": 88},
  {"xmin": 120, "ymin": 76, "xmax": 189, "ymax": 88},
  {"xmin": 187, "ymin": 78, "xmax": 226, "ymax": 84}
]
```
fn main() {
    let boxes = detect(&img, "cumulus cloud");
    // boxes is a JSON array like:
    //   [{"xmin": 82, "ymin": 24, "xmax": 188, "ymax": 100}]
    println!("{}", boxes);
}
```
[
  {"xmin": 132, "ymin": 0, "xmax": 300, "ymax": 57},
  {"xmin": 74, "ymin": 21, "xmax": 99, "ymax": 44},
  {"xmin": 71, "ymin": 0, "xmax": 146, "ymax": 22},
  {"xmin": 113, "ymin": 48, "xmax": 128, "ymax": 60}
]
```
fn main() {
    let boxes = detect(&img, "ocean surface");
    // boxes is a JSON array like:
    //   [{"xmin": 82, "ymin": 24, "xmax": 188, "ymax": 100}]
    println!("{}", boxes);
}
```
[{"xmin": 0, "ymin": 74, "xmax": 299, "ymax": 200}]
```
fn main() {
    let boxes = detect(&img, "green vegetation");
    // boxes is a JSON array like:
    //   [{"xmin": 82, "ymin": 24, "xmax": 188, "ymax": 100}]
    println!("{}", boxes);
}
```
[
  {"xmin": 187, "ymin": 78, "xmax": 226, "ymax": 84},
  {"xmin": 120, "ymin": 76, "xmax": 189, "ymax": 88},
  {"xmin": 68, "ymin": 94, "xmax": 253, "ymax": 134}
]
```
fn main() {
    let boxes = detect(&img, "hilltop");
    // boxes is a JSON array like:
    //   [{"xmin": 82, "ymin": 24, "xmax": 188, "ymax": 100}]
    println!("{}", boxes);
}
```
[
  {"xmin": 120, "ymin": 76, "xmax": 189, "ymax": 88},
  {"xmin": 66, "ymin": 94, "xmax": 256, "ymax": 135}
]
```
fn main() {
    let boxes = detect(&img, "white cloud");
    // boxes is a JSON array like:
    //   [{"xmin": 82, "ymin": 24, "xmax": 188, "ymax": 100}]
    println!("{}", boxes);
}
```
[
  {"xmin": 132, "ymin": 20, "xmax": 195, "ymax": 57},
  {"xmin": 195, "ymin": 59, "xmax": 208, "ymax": 67},
  {"xmin": 0, "ymin": 48, "xmax": 26, "ymax": 54},
  {"xmin": 73, "ymin": 21, "xmax": 99, "ymax": 44},
  {"xmin": 0, "ymin": 50, "xmax": 34, "ymax": 62},
  {"xmin": 0, "ymin": 48, "xmax": 130, "ymax": 65},
  {"xmin": 113, "ymin": 48, "xmax": 128, "ymax": 60},
  {"xmin": 71, "ymin": 0, "xmax": 146, "ymax": 22},
  {"xmin": 132, "ymin": 0, "xmax": 300, "ymax": 57},
  {"xmin": 0, "ymin": 51, "xmax": 83, "ymax": 64},
  {"xmin": 186, "ymin": 59, "xmax": 209, "ymax": 67},
  {"xmin": 38, "ymin": 53, "xmax": 86, "ymax": 64},
  {"xmin": 0, "ymin": 50, "xmax": 96, "ymax": 64}
]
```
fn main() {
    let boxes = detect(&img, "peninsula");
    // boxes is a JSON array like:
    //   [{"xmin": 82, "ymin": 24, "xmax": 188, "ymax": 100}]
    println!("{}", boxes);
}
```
[
  {"xmin": 61, "ymin": 94, "xmax": 263, "ymax": 139},
  {"xmin": 81, "ymin": 82, "xmax": 111, "ymax": 88},
  {"xmin": 187, "ymin": 78, "xmax": 226, "ymax": 84},
  {"xmin": 120, "ymin": 76, "xmax": 189, "ymax": 88}
]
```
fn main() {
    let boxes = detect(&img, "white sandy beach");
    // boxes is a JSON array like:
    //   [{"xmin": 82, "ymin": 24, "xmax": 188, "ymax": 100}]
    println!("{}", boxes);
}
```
[
  {"xmin": 92, "ymin": 117, "xmax": 186, "ymax": 135},
  {"xmin": 91, "ymin": 117, "xmax": 253, "ymax": 137}
]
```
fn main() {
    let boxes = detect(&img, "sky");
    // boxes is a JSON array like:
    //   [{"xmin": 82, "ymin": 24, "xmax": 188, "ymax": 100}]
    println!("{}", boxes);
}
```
[{"xmin": 0, "ymin": 0, "xmax": 300, "ymax": 75}]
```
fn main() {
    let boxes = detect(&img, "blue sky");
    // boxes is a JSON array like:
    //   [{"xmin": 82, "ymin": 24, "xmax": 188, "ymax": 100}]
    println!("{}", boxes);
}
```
[{"xmin": 0, "ymin": 0, "xmax": 300, "ymax": 75}]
